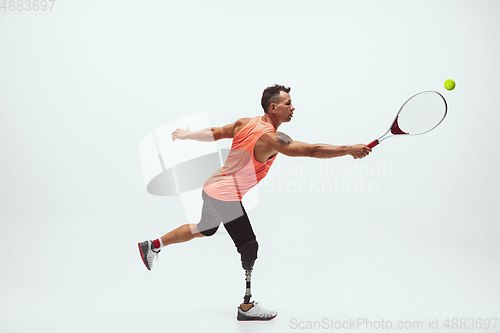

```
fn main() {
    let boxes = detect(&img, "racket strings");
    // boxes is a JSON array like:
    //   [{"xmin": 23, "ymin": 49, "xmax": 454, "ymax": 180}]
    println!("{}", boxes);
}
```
[
  {"xmin": 406, "ymin": 96, "xmax": 434, "ymax": 132},
  {"xmin": 397, "ymin": 92, "xmax": 446, "ymax": 135}
]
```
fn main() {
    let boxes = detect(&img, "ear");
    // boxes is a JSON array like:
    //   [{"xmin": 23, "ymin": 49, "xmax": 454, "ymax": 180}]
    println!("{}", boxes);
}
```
[{"xmin": 269, "ymin": 103, "xmax": 276, "ymax": 113}]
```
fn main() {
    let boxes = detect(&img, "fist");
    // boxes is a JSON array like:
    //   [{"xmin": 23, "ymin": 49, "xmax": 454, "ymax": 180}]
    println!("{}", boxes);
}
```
[{"xmin": 350, "ymin": 144, "xmax": 371, "ymax": 159}]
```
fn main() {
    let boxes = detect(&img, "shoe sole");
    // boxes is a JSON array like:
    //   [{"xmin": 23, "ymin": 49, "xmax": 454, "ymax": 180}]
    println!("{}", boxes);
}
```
[
  {"xmin": 138, "ymin": 242, "xmax": 151, "ymax": 271},
  {"xmin": 237, "ymin": 312, "xmax": 278, "ymax": 321}
]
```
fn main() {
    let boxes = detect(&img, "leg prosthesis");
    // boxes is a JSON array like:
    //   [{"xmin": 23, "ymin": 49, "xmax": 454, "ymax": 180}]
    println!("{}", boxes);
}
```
[
  {"xmin": 235, "ymin": 239, "xmax": 278, "ymax": 321},
  {"xmin": 237, "ymin": 239, "xmax": 258, "ymax": 304}
]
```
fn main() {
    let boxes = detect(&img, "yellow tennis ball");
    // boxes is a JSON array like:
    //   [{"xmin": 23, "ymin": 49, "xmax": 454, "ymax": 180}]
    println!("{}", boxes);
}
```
[{"xmin": 444, "ymin": 79, "xmax": 455, "ymax": 91}]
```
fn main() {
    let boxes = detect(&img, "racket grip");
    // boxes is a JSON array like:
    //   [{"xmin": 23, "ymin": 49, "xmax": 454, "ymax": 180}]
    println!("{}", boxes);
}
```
[{"xmin": 367, "ymin": 139, "xmax": 379, "ymax": 148}]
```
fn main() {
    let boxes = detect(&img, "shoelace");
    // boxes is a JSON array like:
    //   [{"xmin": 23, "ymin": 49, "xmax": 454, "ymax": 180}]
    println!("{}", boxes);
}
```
[
  {"xmin": 148, "ymin": 247, "xmax": 160, "ymax": 265},
  {"xmin": 246, "ymin": 302, "xmax": 273, "ymax": 318},
  {"xmin": 152, "ymin": 249, "xmax": 160, "ymax": 260}
]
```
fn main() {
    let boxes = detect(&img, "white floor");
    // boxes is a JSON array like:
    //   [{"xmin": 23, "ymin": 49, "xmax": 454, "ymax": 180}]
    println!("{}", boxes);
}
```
[{"xmin": 2, "ymin": 198, "xmax": 499, "ymax": 333}]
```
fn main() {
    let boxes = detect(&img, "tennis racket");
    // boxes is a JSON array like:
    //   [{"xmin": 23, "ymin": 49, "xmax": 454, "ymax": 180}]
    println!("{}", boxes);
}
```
[{"xmin": 367, "ymin": 91, "xmax": 447, "ymax": 148}]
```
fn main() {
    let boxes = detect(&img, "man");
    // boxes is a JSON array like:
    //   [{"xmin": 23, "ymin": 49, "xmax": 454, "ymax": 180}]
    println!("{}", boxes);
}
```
[{"xmin": 138, "ymin": 84, "xmax": 371, "ymax": 321}]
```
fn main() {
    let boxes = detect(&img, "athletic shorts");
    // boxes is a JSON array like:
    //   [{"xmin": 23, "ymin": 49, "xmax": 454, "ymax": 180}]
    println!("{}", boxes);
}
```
[{"xmin": 197, "ymin": 190, "xmax": 256, "ymax": 249}]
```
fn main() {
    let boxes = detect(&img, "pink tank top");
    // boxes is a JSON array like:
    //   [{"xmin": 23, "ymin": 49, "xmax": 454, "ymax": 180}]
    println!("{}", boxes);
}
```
[{"xmin": 203, "ymin": 116, "xmax": 277, "ymax": 201}]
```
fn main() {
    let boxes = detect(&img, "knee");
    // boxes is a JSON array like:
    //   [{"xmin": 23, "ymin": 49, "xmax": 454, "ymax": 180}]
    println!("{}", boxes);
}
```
[
  {"xmin": 199, "ymin": 226, "xmax": 217, "ymax": 237},
  {"xmin": 196, "ymin": 220, "xmax": 218, "ymax": 237},
  {"xmin": 237, "ymin": 239, "xmax": 258, "ymax": 270}
]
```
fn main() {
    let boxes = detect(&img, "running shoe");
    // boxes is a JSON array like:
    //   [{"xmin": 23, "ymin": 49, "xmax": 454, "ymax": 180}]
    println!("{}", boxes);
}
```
[
  {"xmin": 237, "ymin": 302, "xmax": 277, "ymax": 321},
  {"xmin": 138, "ymin": 240, "xmax": 160, "ymax": 271}
]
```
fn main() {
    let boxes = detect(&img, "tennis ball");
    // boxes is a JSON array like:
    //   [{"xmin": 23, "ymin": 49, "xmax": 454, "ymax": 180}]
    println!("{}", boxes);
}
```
[{"xmin": 444, "ymin": 79, "xmax": 455, "ymax": 91}]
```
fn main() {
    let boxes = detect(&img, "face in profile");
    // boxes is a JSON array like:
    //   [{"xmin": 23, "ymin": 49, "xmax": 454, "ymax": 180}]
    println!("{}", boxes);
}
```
[{"xmin": 274, "ymin": 91, "xmax": 295, "ymax": 122}]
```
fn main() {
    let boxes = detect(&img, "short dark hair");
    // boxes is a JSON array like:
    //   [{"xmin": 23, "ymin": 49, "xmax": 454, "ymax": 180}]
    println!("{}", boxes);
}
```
[{"xmin": 261, "ymin": 84, "xmax": 291, "ymax": 113}]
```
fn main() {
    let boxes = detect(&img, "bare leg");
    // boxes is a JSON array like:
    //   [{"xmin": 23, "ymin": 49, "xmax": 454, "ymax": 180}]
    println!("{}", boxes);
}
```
[{"xmin": 160, "ymin": 223, "xmax": 205, "ymax": 246}]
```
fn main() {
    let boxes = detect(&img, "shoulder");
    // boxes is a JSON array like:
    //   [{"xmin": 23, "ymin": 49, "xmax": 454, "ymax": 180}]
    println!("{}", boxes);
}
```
[
  {"xmin": 275, "ymin": 131, "xmax": 293, "ymax": 146},
  {"xmin": 233, "ymin": 117, "xmax": 252, "ymax": 135},
  {"xmin": 235, "ymin": 117, "xmax": 252, "ymax": 127},
  {"xmin": 261, "ymin": 131, "xmax": 293, "ymax": 147}
]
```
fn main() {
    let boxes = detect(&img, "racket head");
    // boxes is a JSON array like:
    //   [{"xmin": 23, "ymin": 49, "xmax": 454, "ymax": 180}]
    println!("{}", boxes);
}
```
[{"xmin": 391, "ymin": 91, "xmax": 448, "ymax": 136}]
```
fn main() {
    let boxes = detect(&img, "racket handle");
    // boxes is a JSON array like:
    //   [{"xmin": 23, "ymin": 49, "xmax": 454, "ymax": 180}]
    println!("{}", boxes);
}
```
[{"xmin": 367, "ymin": 139, "xmax": 379, "ymax": 148}]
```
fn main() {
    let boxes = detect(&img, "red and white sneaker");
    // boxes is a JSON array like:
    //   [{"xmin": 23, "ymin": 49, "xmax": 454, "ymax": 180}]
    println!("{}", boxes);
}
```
[
  {"xmin": 138, "ymin": 240, "xmax": 160, "ymax": 271},
  {"xmin": 237, "ymin": 302, "xmax": 277, "ymax": 321}
]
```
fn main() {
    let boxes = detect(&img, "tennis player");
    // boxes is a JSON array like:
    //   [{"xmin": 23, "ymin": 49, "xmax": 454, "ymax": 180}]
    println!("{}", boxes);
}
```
[{"xmin": 138, "ymin": 84, "xmax": 371, "ymax": 321}]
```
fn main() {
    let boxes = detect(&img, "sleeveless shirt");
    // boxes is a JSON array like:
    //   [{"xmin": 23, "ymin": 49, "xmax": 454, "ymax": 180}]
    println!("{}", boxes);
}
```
[{"xmin": 203, "ymin": 116, "xmax": 277, "ymax": 201}]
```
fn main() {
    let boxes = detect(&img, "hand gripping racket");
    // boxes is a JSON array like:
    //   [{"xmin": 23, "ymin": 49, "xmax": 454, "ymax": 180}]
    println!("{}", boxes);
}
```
[{"xmin": 367, "ymin": 91, "xmax": 448, "ymax": 148}]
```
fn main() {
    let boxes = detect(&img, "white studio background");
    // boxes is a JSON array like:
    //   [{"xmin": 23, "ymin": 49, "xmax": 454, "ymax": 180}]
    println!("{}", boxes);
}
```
[{"xmin": 1, "ymin": 1, "xmax": 499, "ymax": 332}]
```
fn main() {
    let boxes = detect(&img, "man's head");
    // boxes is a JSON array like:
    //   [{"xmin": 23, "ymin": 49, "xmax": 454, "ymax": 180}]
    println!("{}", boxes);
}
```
[
  {"xmin": 261, "ymin": 85, "xmax": 291, "ymax": 113},
  {"xmin": 261, "ymin": 84, "xmax": 295, "ymax": 122}
]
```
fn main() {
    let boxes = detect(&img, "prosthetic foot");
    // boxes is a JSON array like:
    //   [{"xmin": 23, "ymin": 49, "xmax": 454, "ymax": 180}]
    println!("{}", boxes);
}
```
[
  {"xmin": 236, "ymin": 269, "xmax": 277, "ymax": 321},
  {"xmin": 236, "ymin": 240, "xmax": 277, "ymax": 321},
  {"xmin": 237, "ymin": 301, "xmax": 278, "ymax": 321}
]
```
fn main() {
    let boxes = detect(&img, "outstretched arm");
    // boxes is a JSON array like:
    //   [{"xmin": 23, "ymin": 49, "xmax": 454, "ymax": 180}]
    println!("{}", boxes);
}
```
[
  {"xmin": 171, "ymin": 118, "xmax": 249, "ymax": 142},
  {"xmin": 263, "ymin": 132, "xmax": 371, "ymax": 159}
]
